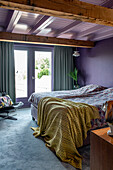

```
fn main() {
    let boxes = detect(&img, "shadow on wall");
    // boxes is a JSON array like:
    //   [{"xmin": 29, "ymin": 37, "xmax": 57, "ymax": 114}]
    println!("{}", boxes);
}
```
[
  {"xmin": 77, "ymin": 69, "xmax": 89, "ymax": 87},
  {"xmin": 84, "ymin": 41, "xmax": 112, "ymax": 59},
  {"xmin": 73, "ymin": 56, "xmax": 89, "ymax": 87},
  {"xmin": 82, "ymin": 48, "xmax": 98, "ymax": 59}
]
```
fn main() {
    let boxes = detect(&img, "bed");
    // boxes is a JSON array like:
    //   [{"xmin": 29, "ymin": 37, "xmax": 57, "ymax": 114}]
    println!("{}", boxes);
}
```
[
  {"xmin": 29, "ymin": 84, "xmax": 108, "ymax": 127},
  {"xmin": 28, "ymin": 84, "xmax": 112, "ymax": 169}
]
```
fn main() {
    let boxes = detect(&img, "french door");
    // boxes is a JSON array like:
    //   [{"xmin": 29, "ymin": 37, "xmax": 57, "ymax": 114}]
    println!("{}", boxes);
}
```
[
  {"xmin": 34, "ymin": 51, "xmax": 52, "ymax": 92},
  {"xmin": 14, "ymin": 46, "xmax": 53, "ymax": 107},
  {"xmin": 14, "ymin": 50, "xmax": 28, "ymax": 98}
]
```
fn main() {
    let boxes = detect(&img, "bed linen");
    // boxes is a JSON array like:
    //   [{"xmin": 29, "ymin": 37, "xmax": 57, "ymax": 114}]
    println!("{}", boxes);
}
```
[
  {"xmin": 31, "ymin": 97, "xmax": 100, "ymax": 169},
  {"xmin": 28, "ymin": 84, "xmax": 107, "ymax": 108},
  {"xmin": 29, "ymin": 84, "xmax": 108, "ymax": 128},
  {"xmin": 63, "ymin": 87, "xmax": 113, "ymax": 128}
]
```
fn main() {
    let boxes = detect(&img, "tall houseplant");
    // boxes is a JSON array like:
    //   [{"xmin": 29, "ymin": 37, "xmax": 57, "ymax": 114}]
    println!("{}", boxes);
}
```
[{"xmin": 68, "ymin": 68, "xmax": 79, "ymax": 88}]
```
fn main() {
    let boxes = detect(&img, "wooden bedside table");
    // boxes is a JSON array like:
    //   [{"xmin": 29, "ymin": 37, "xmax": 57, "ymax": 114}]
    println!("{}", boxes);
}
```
[{"xmin": 90, "ymin": 127, "xmax": 113, "ymax": 170}]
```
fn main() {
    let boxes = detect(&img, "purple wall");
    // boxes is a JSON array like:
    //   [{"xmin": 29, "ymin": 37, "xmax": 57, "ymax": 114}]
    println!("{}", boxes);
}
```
[{"xmin": 76, "ymin": 37, "xmax": 113, "ymax": 88}]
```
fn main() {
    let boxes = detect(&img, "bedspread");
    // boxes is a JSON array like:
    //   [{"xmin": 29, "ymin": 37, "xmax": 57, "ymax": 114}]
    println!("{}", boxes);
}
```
[
  {"xmin": 31, "ymin": 97, "xmax": 100, "ymax": 169},
  {"xmin": 28, "ymin": 84, "xmax": 107, "ymax": 108}
]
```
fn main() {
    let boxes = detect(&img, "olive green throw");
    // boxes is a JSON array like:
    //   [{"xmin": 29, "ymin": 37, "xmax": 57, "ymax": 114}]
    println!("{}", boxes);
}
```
[{"xmin": 31, "ymin": 97, "xmax": 100, "ymax": 169}]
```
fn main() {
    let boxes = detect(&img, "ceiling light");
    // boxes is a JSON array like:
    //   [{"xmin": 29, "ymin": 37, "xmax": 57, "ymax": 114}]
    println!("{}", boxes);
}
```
[
  {"xmin": 73, "ymin": 48, "xmax": 80, "ymax": 57},
  {"xmin": 37, "ymin": 28, "xmax": 52, "ymax": 34},
  {"xmin": 15, "ymin": 24, "xmax": 28, "ymax": 30}
]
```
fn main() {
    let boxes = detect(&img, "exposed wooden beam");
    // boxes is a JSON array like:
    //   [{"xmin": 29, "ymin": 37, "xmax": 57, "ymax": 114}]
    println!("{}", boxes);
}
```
[
  {"xmin": 55, "ymin": 20, "xmax": 81, "ymax": 37},
  {"xmin": 0, "ymin": 0, "xmax": 113, "ymax": 27},
  {"xmin": 0, "ymin": 32, "xmax": 94, "ymax": 48},
  {"xmin": 6, "ymin": 10, "xmax": 22, "ymax": 32}
]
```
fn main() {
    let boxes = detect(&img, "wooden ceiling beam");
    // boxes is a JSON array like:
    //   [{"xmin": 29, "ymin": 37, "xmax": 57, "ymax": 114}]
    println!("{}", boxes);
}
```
[
  {"xmin": 0, "ymin": 32, "xmax": 94, "ymax": 48},
  {"xmin": 0, "ymin": 0, "xmax": 113, "ymax": 27}
]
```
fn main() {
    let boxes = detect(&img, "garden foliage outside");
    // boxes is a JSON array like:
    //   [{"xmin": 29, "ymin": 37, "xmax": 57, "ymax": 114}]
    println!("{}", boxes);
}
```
[{"xmin": 35, "ymin": 58, "xmax": 50, "ymax": 79}]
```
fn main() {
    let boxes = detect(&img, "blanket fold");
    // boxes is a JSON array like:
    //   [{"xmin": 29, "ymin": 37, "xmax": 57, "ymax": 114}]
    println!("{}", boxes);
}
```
[{"xmin": 31, "ymin": 97, "xmax": 100, "ymax": 169}]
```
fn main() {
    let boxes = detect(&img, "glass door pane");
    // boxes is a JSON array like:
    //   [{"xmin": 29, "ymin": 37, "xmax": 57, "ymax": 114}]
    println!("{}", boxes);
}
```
[
  {"xmin": 14, "ymin": 50, "xmax": 28, "ymax": 98},
  {"xmin": 35, "ymin": 51, "xmax": 52, "ymax": 92}
]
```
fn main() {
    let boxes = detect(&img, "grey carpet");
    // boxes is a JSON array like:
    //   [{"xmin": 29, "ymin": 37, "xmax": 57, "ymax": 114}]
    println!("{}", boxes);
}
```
[{"xmin": 0, "ymin": 108, "xmax": 90, "ymax": 170}]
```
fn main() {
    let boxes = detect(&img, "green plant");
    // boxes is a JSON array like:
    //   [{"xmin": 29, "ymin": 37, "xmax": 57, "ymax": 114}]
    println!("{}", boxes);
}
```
[
  {"xmin": 68, "ymin": 68, "xmax": 78, "ymax": 86},
  {"xmin": 44, "ymin": 58, "xmax": 50, "ymax": 68},
  {"xmin": 40, "ymin": 63, "xmax": 45, "ymax": 69},
  {"xmin": 35, "ymin": 66, "xmax": 38, "ymax": 70},
  {"xmin": 37, "ymin": 69, "xmax": 50, "ymax": 79}
]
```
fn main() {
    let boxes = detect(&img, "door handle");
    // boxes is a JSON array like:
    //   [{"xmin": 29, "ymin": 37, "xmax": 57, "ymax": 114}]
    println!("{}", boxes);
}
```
[{"xmin": 32, "ymin": 76, "xmax": 36, "ymax": 79}]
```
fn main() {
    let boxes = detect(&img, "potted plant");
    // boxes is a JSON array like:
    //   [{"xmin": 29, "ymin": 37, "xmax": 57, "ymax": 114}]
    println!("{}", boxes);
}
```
[{"xmin": 68, "ymin": 68, "xmax": 79, "ymax": 89}]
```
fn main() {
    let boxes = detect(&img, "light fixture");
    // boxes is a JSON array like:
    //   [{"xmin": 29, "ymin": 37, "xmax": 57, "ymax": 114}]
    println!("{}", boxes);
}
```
[
  {"xmin": 73, "ymin": 47, "xmax": 80, "ymax": 57},
  {"xmin": 37, "ymin": 28, "xmax": 52, "ymax": 35},
  {"xmin": 15, "ymin": 24, "xmax": 28, "ymax": 30}
]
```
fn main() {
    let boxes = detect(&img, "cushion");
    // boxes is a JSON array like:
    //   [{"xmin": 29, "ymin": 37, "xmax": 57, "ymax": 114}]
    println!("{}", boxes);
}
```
[{"xmin": 0, "ymin": 95, "xmax": 13, "ymax": 108}]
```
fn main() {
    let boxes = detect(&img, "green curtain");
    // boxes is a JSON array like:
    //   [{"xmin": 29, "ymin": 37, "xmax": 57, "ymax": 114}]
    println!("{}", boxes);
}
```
[
  {"xmin": 0, "ymin": 42, "xmax": 15, "ymax": 102},
  {"xmin": 54, "ymin": 46, "xmax": 74, "ymax": 91}
]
